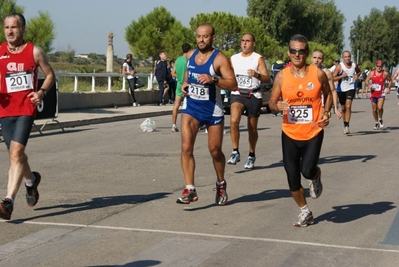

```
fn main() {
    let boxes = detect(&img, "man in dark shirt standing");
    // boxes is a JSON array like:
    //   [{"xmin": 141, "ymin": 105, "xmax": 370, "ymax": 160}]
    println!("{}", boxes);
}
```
[{"xmin": 155, "ymin": 51, "xmax": 168, "ymax": 105}]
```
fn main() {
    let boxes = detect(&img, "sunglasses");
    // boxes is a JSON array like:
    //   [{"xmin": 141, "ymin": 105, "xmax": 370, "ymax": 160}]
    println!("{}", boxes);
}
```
[
  {"xmin": 289, "ymin": 48, "xmax": 308, "ymax": 55},
  {"xmin": 376, "ymin": 65, "xmax": 383, "ymax": 67}
]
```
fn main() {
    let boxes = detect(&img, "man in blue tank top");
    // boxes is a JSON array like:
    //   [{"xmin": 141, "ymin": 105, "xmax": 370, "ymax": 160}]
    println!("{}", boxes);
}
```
[{"xmin": 176, "ymin": 24, "xmax": 237, "ymax": 206}]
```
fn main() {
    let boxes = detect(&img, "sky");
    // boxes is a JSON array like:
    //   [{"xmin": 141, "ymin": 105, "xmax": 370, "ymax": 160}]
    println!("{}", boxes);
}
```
[{"xmin": 17, "ymin": 0, "xmax": 399, "ymax": 58}]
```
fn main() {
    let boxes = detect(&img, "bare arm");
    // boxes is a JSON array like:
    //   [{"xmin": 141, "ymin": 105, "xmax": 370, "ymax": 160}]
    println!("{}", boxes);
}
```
[
  {"xmin": 268, "ymin": 71, "xmax": 284, "ymax": 113},
  {"xmin": 332, "ymin": 64, "xmax": 346, "ymax": 81},
  {"xmin": 324, "ymin": 69, "xmax": 341, "ymax": 119},
  {"xmin": 256, "ymin": 56, "xmax": 271, "ymax": 84},
  {"xmin": 317, "ymin": 68, "xmax": 332, "ymax": 126},
  {"xmin": 34, "ymin": 46, "xmax": 55, "ymax": 91},
  {"xmin": 364, "ymin": 71, "xmax": 373, "ymax": 89},
  {"xmin": 385, "ymin": 71, "xmax": 392, "ymax": 94},
  {"xmin": 213, "ymin": 53, "xmax": 238, "ymax": 91}
]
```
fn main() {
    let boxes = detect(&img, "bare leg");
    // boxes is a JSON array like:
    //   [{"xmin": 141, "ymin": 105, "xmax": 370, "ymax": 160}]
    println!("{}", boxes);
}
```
[
  {"xmin": 291, "ymin": 187, "xmax": 307, "ymax": 208},
  {"xmin": 207, "ymin": 123, "xmax": 226, "ymax": 183},
  {"xmin": 247, "ymin": 116, "xmax": 259, "ymax": 154},
  {"xmin": 7, "ymin": 141, "xmax": 32, "ymax": 199},
  {"xmin": 229, "ymin": 102, "xmax": 244, "ymax": 150},
  {"xmin": 172, "ymin": 95, "xmax": 183, "ymax": 125},
  {"xmin": 180, "ymin": 114, "xmax": 200, "ymax": 186}
]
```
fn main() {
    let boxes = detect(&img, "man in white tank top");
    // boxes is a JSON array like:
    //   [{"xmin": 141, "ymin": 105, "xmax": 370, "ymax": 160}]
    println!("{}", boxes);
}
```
[
  {"xmin": 228, "ymin": 33, "xmax": 271, "ymax": 169},
  {"xmin": 333, "ymin": 51, "xmax": 361, "ymax": 134}
]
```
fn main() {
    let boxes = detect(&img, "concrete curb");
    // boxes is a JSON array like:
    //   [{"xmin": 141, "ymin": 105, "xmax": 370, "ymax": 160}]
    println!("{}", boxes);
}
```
[{"xmin": 31, "ymin": 109, "xmax": 174, "ymax": 133}]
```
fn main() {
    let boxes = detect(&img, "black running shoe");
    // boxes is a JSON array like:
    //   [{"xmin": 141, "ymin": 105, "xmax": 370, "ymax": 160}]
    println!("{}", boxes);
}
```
[
  {"xmin": 26, "ymin": 172, "xmax": 41, "ymax": 207},
  {"xmin": 0, "ymin": 198, "xmax": 13, "ymax": 220}
]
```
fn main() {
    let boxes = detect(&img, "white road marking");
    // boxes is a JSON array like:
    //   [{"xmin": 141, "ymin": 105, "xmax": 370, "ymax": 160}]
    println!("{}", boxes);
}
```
[{"xmin": 3, "ymin": 220, "xmax": 399, "ymax": 254}]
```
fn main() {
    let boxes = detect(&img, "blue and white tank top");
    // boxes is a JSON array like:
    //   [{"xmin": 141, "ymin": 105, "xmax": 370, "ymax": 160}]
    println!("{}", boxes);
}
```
[{"xmin": 183, "ymin": 49, "xmax": 223, "ymax": 117}]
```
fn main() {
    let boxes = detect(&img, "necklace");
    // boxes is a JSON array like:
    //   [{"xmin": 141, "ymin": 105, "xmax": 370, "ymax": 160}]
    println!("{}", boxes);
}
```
[
  {"xmin": 197, "ymin": 51, "xmax": 213, "ymax": 62},
  {"xmin": 291, "ymin": 66, "xmax": 307, "ymax": 78},
  {"xmin": 7, "ymin": 41, "xmax": 25, "ymax": 53}
]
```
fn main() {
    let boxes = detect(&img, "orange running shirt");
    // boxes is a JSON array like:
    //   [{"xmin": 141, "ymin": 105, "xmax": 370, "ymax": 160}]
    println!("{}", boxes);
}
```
[{"xmin": 280, "ymin": 65, "xmax": 323, "ymax": 141}]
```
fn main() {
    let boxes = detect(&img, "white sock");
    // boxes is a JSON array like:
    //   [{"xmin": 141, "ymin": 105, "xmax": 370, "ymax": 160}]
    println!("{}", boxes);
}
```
[
  {"xmin": 5, "ymin": 196, "xmax": 13, "ymax": 203},
  {"xmin": 300, "ymin": 204, "xmax": 310, "ymax": 214},
  {"xmin": 186, "ymin": 185, "xmax": 195, "ymax": 190},
  {"xmin": 25, "ymin": 173, "xmax": 36, "ymax": 187},
  {"xmin": 172, "ymin": 124, "xmax": 176, "ymax": 127},
  {"xmin": 216, "ymin": 180, "xmax": 225, "ymax": 186}
]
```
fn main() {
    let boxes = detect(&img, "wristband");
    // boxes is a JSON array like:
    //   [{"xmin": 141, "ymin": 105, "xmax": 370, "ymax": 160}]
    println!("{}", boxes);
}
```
[{"xmin": 39, "ymin": 88, "xmax": 47, "ymax": 97}]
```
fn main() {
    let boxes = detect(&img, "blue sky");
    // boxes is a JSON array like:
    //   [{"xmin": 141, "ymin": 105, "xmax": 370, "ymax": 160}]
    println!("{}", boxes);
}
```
[{"xmin": 17, "ymin": 0, "xmax": 399, "ymax": 58}]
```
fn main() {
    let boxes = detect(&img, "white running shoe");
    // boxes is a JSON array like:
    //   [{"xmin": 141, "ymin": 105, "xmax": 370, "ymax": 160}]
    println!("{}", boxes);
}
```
[
  {"xmin": 293, "ymin": 211, "xmax": 314, "ymax": 227},
  {"xmin": 227, "ymin": 152, "xmax": 240, "ymax": 165},
  {"xmin": 244, "ymin": 156, "xmax": 256, "ymax": 169},
  {"xmin": 343, "ymin": 126, "xmax": 350, "ymax": 134},
  {"xmin": 171, "ymin": 126, "xmax": 179, "ymax": 133},
  {"xmin": 309, "ymin": 166, "xmax": 322, "ymax": 199},
  {"xmin": 379, "ymin": 119, "xmax": 384, "ymax": 129}
]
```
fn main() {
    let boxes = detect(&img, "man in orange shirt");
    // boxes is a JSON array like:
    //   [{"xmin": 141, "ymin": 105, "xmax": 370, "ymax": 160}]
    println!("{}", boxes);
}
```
[{"xmin": 268, "ymin": 34, "xmax": 332, "ymax": 227}]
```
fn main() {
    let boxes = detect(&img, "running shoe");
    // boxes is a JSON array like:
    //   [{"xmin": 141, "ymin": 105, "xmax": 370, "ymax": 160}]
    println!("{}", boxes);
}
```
[
  {"xmin": 379, "ymin": 119, "xmax": 384, "ymax": 129},
  {"xmin": 309, "ymin": 166, "xmax": 322, "ymax": 199},
  {"xmin": 343, "ymin": 126, "xmax": 350, "ymax": 134},
  {"xmin": 0, "ymin": 198, "xmax": 13, "ymax": 220},
  {"xmin": 171, "ymin": 126, "xmax": 179, "ymax": 133},
  {"xmin": 215, "ymin": 181, "xmax": 228, "ymax": 206},
  {"xmin": 176, "ymin": 188, "xmax": 198, "ymax": 204},
  {"xmin": 244, "ymin": 156, "xmax": 256, "ymax": 170},
  {"xmin": 293, "ymin": 211, "xmax": 314, "ymax": 227},
  {"xmin": 227, "ymin": 152, "xmax": 240, "ymax": 165},
  {"xmin": 374, "ymin": 123, "xmax": 380, "ymax": 130},
  {"xmin": 26, "ymin": 172, "xmax": 41, "ymax": 207}
]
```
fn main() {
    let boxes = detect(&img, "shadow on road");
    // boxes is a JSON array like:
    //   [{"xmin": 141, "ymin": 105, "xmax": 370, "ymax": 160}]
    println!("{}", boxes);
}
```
[
  {"xmin": 184, "ymin": 189, "xmax": 292, "ymax": 211},
  {"xmin": 10, "ymin": 193, "xmax": 171, "ymax": 222},
  {"xmin": 315, "ymin": 201, "xmax": 396, "ymax": 224},
  {"xmin": 86, "ymin": 259, "xmax": 162, "ymax": 267}
]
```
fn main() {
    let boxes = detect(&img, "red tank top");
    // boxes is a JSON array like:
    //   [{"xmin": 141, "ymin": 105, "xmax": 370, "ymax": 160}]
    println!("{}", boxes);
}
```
[
  {"xmin": 0, "ymin": 42, "xmax": 38, "ymax": 118},
  {"xmin": 370, "ymin": 70, "xmax": 385, "ymax": 98}
]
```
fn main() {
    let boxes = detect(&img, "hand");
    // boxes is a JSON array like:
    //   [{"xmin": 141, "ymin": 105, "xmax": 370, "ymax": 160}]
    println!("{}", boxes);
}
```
[
  {"xmin": 276, "ymin": 99, "xmax": 289, "ymax": 111},
  {"xmin": 197, "ymin": 74, "xmax": 211, "ymax": 84},
  {"xmin": 317, "ymin": 113, "xmax": 330, "ymax": 127},
  {"xmin": 247, "ymin": 69, "xmax": 258, "ymax": 78},
  {"xmin": 27, "ymin": 91, "xmax": 43, "ymax": 106},
  {"xmin": 182, "ymin": 82, "xmax": 189, "ymax": 97},
  {"xmin": 334, "ymin": 108, "xmax": 342, "ymax": 120}
]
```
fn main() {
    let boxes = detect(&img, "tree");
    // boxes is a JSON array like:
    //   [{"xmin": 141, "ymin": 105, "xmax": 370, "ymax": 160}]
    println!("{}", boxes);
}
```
[
  {"xmin": 24, "ymin": 11, "xmax": 55, "ymax": 53},
  {"xmin": 189, "ymin": 12, "xmax": 281, "ymax": 61},
  {"xmin": 349, "ymin": 7, "xmax": 398, "ymax": 67},
  {"xmin": 246, "ymin": 0, "xmax": 344, "ymax": 52},
  {"xmin": 125, "ymin": 7, "xmax": 194, "ymax": 72},
  {"xmin": 0, "ymin": 0, "xmax": 56, "ymax": 53}
]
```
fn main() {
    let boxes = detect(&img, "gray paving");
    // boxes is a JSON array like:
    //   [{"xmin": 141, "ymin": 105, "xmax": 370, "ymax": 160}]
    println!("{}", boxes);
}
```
[{"xmin": 0, "ymin": 95, "xmax": 399, "ymax": 266}]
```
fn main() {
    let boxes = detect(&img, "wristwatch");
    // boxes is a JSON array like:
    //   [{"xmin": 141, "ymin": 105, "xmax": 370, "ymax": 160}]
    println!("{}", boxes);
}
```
[
  {"xmin": 324, "ymin": 111, "xmax": 331, "ymax": 118},
  {"xmin": 212, "ymin": 76, "xmax": 218, "ymax": 83},
  {"xmin": 39, "ymin": 88, "xmax": 47, "ymax": 98}
]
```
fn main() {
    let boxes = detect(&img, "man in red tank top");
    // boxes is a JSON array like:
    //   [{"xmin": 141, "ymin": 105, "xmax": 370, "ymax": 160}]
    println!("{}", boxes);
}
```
[
  {"xmin": 364, "ymin": 60, "xmax": 392, "ymax": 130},
  {"xmin": 0, "ymin": 13, "xmax": 55, "ymax": 220}
]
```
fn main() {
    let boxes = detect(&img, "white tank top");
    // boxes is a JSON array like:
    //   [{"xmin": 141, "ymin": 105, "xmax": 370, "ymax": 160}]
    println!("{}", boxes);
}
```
[
  {"xmin": 339, "ymin": 62, "xmax": 357, "ymax": 92},
  {"xmin": 231, "ymin": 52, "xmax": 262, "ymax": 98}
]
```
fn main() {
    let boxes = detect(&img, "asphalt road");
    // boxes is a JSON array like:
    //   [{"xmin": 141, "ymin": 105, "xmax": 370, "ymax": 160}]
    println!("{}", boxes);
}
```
[{"xmin": 0, "ymin": 94, "xmax": 399, "ymax": 267}]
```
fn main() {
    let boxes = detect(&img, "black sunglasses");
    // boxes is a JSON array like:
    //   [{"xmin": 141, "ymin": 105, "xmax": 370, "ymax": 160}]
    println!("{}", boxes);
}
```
[{"xmin": 289, "ymin": 48, "xmax": 308, "ymax": 55}]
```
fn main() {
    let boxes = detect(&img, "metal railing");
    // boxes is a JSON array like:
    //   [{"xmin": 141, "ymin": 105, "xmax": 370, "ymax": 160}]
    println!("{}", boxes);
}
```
[{"xmin": 46, "ymin": 72, "xmax": 156, "ymax": 93}]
